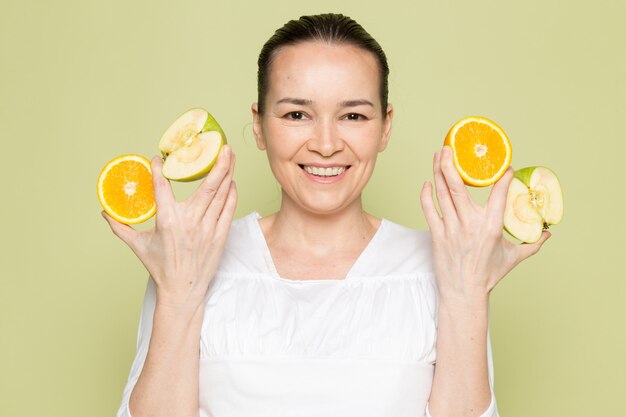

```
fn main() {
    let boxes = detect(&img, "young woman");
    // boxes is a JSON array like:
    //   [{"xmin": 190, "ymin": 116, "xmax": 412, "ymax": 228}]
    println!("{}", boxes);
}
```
[{"xmin": 105, "ymin": 13, "xmax": 549, "ymax": 417}]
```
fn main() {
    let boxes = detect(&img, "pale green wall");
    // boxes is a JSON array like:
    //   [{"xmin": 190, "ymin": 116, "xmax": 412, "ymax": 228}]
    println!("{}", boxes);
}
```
[{"xmin": 1, "ymin": 0, "xmax": 624, "ymax": 415}]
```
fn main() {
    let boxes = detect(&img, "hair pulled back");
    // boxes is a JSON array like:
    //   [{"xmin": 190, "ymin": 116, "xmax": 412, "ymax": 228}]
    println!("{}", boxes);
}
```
[{"xmin": 256, "ymin": 13, "xmax": 389, "ymax": 117}]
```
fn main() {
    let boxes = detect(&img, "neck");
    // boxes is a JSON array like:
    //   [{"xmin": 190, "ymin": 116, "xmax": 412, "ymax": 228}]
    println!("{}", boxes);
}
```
[{"xmin": 262, "ymin": 192, "xmax": 380, "ymax": 253}]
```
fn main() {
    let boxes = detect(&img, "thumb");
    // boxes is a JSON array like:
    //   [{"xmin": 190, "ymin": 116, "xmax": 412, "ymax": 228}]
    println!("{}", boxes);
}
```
[
  {"xmin": 101, "ymin": 211, "xmax": 139, "ymax": 250},
  {"xmin": 516, "ymin": 230, "xmax": 551, "ymax": 263}
]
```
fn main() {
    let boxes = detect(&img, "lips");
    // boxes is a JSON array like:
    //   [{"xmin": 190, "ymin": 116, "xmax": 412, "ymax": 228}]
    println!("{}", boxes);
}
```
[{"xmin": 299, "ymin": 164, "xmax": 350, "ymax": 177}]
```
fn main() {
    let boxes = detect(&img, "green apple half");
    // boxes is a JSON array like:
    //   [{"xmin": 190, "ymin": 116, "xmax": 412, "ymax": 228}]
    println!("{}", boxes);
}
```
[
  {"xmin": 503, "ymin": 166, "xmax": 563, "ymax": 243},
  {"xmin": 158, "ymin": 108, "xmax": 227, "ymax": 182}
]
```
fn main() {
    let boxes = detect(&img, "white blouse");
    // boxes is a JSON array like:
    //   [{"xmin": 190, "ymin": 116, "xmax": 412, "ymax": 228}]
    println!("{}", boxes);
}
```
[{"xmin": 117, "ymin": 212, "xmax": 498, "ymax": 417}]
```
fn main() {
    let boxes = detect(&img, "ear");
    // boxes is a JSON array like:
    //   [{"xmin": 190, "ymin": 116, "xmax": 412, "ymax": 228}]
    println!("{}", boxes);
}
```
[
  {"xmin": 251, "ymin": 102, "xmax": 266, "ymax": 151},
  {"xmin": 378, "ymin": 103, "xmax": 394, "ymax": 152}
]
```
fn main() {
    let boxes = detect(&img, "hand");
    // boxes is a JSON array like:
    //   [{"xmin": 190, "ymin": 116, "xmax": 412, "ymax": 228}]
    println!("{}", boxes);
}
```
[
  {"xmin": 102, "ymin": 146, "xmax": 237, "ymax": 312},
  {"xmin": 420, "ymin": 146, "xmax": 550, "ymax": 302}
]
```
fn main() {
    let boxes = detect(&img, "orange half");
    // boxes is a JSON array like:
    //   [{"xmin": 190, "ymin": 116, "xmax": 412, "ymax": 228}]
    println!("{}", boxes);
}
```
[
  {"xmin": 97, "ymin": 154, "xmax": 156, "ymax": 224},
  {"xmin": 444, "ymin": 116, "xmax": 512, "ymax": 187}
]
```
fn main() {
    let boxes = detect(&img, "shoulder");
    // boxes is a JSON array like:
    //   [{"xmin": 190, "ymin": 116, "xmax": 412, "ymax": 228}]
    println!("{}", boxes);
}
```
[
  {"xmin": 355, "ymin": 218, "xmax": 435, "ymax": 277},
  {"xmin": 218, "ymin": 212, "xmax": 267, "ymax": 274},
  {"xmin": 224, "ymin": 211, "xmax": 259, "ymax": 246},
  {"xmin": 382, "ymin": 219, "xmax": 434, "ymax": 273}
]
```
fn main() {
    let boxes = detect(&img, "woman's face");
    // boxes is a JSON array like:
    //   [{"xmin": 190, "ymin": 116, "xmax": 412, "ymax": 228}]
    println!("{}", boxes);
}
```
[{"xmin": 252, "ymin": 41, "xmax": 393, "ymax": 215}]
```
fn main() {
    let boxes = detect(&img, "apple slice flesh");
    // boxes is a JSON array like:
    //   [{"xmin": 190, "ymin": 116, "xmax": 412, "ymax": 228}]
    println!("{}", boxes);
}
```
[
  {"xmin": 159, "ymin": 109, "xmax": 209, "ymax": 156},
  {"xmin": 162, "ymin": 130, "xmax": 224, "ymax": 181},
  {"xmin": 527, "ymin": 167, "xmax": 563, "ymax": 225},
  {"xmin": 503, "ymin": 167, "xmax": 563, "ymax": 243},
  {"xmin": 504, "ymin": 178, "xmax": 544, "ymax": 243},
  {"xmin": 158, "ymin": 108, "xmax": 227, "ymax": 182}
]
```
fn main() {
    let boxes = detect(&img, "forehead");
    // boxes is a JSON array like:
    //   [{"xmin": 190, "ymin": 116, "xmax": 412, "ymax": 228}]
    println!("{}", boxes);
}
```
[{"xmin": 266, "ymin": 41, "xmax": 381, "ymax": 105}]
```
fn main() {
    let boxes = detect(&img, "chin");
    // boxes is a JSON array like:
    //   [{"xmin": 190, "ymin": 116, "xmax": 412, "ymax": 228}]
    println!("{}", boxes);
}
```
[{"xmin": 291, "ymin": 192, "xmax": 361, "ymax": 216}]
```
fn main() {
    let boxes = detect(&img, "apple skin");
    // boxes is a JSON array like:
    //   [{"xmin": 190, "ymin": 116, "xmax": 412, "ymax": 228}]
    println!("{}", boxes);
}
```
[
  {"xmin": 503, "ymin": 166, "xmax": 563, "ymax": 243},
  {"xmin": 511, "ymin": 166, "xmax": 535, "ymax": 188},
  {"xmin": 198, "ymin": 108, "xmax": 227, "ymax": 143},
  {"xmin": 160, "ymin": 108, "xmax": 227, "ymax": 182}
]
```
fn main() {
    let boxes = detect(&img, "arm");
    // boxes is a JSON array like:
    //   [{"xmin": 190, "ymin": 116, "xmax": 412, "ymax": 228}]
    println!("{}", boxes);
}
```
[
  {"xmin": 426, "ymin": 298, "xmax": 497, "ymax": 417},
  {"xmin": 420, "ymin": 147, "xmax": 549, "ymax": 417},
  {"xmin": 128, "ymin": 297, "xmax": 205, "ymax": 417},
  {"xmin": 105, "ymin": 146, "xmax": 237, "ymax": 417},
  {"xmin": 429, "ymin": 297, "xmax": 491, "ymax": 416}
]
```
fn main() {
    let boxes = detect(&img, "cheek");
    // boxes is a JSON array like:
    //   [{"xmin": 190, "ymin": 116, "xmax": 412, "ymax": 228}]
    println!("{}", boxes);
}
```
[
  {"xmin": 263, "ymin": 121, "xmax": 311, "ymax": 157},
  {"xmin": 262, "ymin": 133, "xmax": 301, "ymax": 180},
  {"xmin": 339, "ymin": 124, "xmax": 384, "ymax": 155}
]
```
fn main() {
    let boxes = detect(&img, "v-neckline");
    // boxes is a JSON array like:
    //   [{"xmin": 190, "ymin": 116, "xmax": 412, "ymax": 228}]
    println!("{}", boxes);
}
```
[{"xmin": 251, "ymin": 212, "xmax": 386, "ymax": 283}]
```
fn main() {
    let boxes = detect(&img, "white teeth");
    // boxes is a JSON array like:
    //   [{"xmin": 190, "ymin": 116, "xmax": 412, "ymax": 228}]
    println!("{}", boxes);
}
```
[{"xmin": 303, "ymin": 166, "xmax": 346, "ymax": 177}]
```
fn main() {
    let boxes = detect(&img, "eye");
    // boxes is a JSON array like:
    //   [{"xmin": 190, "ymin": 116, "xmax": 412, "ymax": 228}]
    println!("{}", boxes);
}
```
[
  {"xmin": 344, "ymin": 113, "xmax": 366, "ymax": 121},
  {"xmin": 285, "ymin": 111, "xmax": 306, "ymax": 120}
]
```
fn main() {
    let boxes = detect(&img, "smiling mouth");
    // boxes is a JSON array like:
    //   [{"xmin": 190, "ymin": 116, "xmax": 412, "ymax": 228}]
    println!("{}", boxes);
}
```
[{"xmin": 299, "ymin": 165, "xmax": 350, "ymax": 177}]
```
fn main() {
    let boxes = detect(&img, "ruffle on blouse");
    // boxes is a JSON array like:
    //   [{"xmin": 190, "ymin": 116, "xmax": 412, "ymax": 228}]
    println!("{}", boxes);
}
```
[{"xmin": 199, "ymin": 213, "xmax": 439, "ymax": 364}]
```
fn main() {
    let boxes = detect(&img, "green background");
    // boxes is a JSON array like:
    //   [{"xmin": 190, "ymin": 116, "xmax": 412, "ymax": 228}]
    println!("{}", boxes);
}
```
[{"xmin": 1, "ymin": 0, "xmax": 624, "ymax": 415}]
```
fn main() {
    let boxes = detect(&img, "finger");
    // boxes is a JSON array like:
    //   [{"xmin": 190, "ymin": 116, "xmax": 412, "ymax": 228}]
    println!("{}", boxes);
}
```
[
  {"xmin": 101, "ymin": 210, "xmax": 139, "ymax": 251},
  {"xmin": 204, "ymin": 152, "xmax": 236, "ymax": 223},
  {"xmin": 420, "ymin": 181, "xmax": 443, "ymax": 235},
  {"xmin": 516, "ymin": 230, "xmax": 551, "ymax": 263},
  {"xmin": 440, "ymin": 146, "xmax": 474, "ymax": 219},
  {"xmin": 486, "ymin": 167, "xmax": 514, "ymax": 222},
  {"xmin": 433, "ymin": 150, "xmax": 458, "ymax": 225},
  {"xmin": 189, "ymin": 145, "xmax": 232, "ymax": 210},
  {"xmin": 214, "ymin": 181, "xmax": 238, "ymax": 239},
  {"xmin": 150, "ymin": 156, "xmax": 175, "ymax": 213}
]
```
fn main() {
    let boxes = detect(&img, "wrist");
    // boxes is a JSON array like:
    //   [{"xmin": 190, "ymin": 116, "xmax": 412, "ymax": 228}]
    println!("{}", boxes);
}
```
[
  {"xmin": 153, "ymin": 280, "xmax": 209, "ymax": 316},
  {"xmin": 438, "ymin": 291, "xmax": 490, "ymax": 315},
  {"xmin": 154, "ymin": 298, "xmax": 205, "ymax": 328},
  {"xmin": 436, "ymin": 274, "xmax": 490, "ymax": 310}
]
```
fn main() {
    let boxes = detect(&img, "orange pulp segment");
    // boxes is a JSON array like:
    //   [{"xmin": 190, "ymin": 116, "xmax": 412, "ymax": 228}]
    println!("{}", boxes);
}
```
[
  {"xmin": 97, "ymin": 154, "xmax": 156, "ymax": 224},
  {"xmin": 444, "ymin": 116, "xmax": 512, "ymax": 187}
]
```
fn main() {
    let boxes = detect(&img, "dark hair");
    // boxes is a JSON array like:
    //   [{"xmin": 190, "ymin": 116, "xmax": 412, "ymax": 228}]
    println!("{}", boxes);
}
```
[{"xmin": 257, "ymin": 13, "xmax": 389, "ymax": 117}]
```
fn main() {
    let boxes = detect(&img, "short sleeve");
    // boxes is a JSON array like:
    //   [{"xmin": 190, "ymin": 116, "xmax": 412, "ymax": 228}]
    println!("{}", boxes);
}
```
[{"xmin": 115, "ymin": 278, "xmax": 156, "ymax": 417}]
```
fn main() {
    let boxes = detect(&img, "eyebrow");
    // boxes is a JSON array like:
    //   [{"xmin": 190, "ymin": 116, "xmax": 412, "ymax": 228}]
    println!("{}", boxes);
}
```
[
  {"xmin": 339, "ymin": 99, "xmax": 375, "ymax": 108},
  {"xmin": 275, "ymin": 98, "xmax": 375, "ymax": 108},
  {"xmin": 276, "ymin": 98, "xmax": 313, "ymax": 106}
]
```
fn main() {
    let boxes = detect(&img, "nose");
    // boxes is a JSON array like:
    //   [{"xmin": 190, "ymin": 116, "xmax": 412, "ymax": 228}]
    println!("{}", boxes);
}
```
[{"xmin": 306, "ymin": 117, "xmax": 344, "ymax": 157}]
